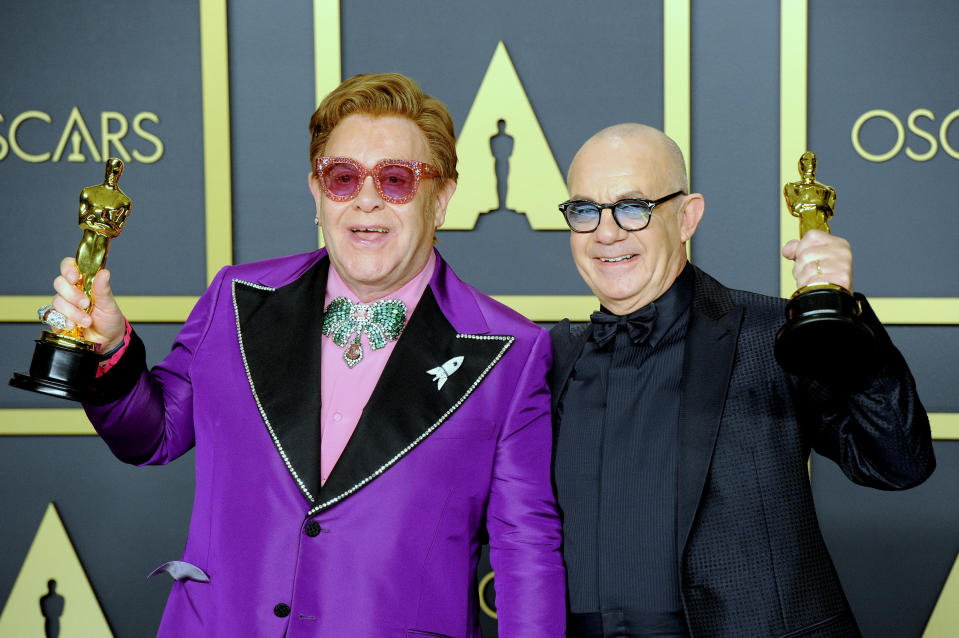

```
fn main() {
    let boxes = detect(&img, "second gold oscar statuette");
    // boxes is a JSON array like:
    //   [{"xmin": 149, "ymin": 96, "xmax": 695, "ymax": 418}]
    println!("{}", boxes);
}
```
[{"xmin": 774, "ymin": 151, "xmax": 880, "ymax": 384}]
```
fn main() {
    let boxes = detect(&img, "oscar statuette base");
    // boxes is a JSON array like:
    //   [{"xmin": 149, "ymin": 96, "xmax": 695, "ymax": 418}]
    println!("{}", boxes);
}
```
[
  {"xmin": 9, "ymin": 331, "xmax": 101, "ymax": 402},
  {"xmin": 774, "ymin": 286, "xmax": 880, "ymax": 384}
]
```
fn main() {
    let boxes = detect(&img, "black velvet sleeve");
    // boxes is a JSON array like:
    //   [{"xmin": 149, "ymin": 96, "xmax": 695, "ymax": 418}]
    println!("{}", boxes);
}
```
[{"xmin": 802, "ymin": 295, "xmax": 936, "ymax": 490}]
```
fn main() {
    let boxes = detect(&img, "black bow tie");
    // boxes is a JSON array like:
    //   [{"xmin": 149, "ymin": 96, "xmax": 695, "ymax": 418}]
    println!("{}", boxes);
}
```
[{"xmin": 589, "ymin": 305, "xmax": 657, "ymax": 348}]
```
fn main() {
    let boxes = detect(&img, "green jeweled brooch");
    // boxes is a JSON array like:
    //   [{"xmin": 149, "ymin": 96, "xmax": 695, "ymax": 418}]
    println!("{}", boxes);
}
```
[{"xmin": 321, "ymin": 297, "xmax": 407, "ymax": 368}]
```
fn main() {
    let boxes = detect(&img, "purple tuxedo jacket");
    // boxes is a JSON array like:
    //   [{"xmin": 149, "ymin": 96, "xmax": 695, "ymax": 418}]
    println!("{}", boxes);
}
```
[{"xmin": 84, "ymin": 250, "xmax": 566, "ymax": 637}]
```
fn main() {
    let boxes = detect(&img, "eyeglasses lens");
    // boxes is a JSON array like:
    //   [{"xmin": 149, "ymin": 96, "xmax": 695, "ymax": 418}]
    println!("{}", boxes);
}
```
[
  {"xmin": 324, "ymin": 163, "xmax": 361, "ymax": 197},
  {"xmin": 377, "ymin": 164, "xmax": 416, "ymax": 199},
  {"xmin": 565, "ymin": 204, "xmax": 600, "ymax": 231},
  {"xmin": 614, "ymin": 202, "xmax": 652, "ymax": 229}
]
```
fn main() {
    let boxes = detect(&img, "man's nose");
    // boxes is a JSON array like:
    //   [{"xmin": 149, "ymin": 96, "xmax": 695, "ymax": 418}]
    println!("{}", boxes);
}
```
[
  {"xmin": 593, "ymin": 208, "xmax": 626, "ymax": 243},
  {"xmin": 354, "ymin": 175, "xmax": 383, "ymax": 211}
]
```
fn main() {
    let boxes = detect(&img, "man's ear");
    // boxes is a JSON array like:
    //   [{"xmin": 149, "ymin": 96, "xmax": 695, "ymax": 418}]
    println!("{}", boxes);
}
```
[
  {"xmin": 679, "ymin": 193, "xmax": 705, "ymax": 243},
  {"xmin": 431, "ymin": 179, "xmax": 458, "ymax": 228}
]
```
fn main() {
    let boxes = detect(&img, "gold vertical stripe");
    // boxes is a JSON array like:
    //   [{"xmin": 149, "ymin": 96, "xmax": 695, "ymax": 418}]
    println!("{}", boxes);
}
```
[
  {"xmin": 780, "ymin": 0, "xmax": 807, "ymax": 297},
  {"xmin": 663, "ymin": 0, "xmax": 691, "ymax": 182},
  {"xmin": 199, "ymin": 0, "xmax": 234, "ymax": 280},
  {"xmin": 314, "ymin": 0, "xmax": 341, "ymax": 108},
  {"xmin": 663, "ymin": 0, "xmax": 691, "ymax": 257},
  {"xmin": 313, "ymin": 0, "xmax": 340, "ymax": 248}
]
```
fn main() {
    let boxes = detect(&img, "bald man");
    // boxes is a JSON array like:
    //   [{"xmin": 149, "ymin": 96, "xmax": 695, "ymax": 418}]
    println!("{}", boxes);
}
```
[{"xmin": 549, "ymin": 124, "xmax": 933, "ymax": 638}]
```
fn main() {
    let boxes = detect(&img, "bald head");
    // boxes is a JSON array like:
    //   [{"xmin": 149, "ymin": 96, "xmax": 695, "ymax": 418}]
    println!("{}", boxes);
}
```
[
  {"xmin": 568, "ymin": 123, "xmax": 688, "ymax": 196},
  {"xmin": 563, "ymin": 123, "xmax": 704, "ymax": 315}
]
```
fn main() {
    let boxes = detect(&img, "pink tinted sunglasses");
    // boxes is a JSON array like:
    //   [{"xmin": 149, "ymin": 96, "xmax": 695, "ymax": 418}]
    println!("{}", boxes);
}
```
[{"xmin": 314, "ymin": 156, "xmax": 440, "ymax": 204}]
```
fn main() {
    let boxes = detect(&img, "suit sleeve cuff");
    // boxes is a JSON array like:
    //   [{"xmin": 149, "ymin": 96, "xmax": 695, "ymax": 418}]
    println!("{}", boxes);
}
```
[
  {"xmin": 89, "ymin": 326, "xmax": 147, "ymax": 404},
  {"xmin": 856, "ymin": 293, "xmax": 894, "ymax": 348},
  {"xmin": 95, "ymin": 320, "xmax": 133, "ymax": 377},
  {"xmin": 854, "ymin": 292, "xmax": 903, "ymax": 376}
]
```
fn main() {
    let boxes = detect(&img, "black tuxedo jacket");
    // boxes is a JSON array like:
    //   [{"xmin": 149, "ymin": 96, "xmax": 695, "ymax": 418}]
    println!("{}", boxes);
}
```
[{"xmin": 549, "ymin": 265, "xmax": 934, "ymax": 638}]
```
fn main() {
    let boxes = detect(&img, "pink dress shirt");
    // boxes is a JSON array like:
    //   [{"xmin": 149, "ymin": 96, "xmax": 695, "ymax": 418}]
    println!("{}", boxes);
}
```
[{"xmin": 319, "ymin": 251, "xmax": 436, "ymax": 484}]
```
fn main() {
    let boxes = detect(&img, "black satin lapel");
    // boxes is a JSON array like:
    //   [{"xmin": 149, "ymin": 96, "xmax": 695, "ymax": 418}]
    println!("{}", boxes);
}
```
[
  {"xmin": 314, "ymin": 288, "xmax": 513, "ymax": 513},
  {"xmin": 233, "ymin": 259, "xmax": 329, "ymax": 505},
  {"xmin": 675, "ymin": 297, "xmax": 743, "ymax": 555}
]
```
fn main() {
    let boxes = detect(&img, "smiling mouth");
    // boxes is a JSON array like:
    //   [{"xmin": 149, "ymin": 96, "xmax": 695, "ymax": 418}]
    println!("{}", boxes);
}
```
[
  {"xmin": 351, "ymin": 226, "xmax": 389, "ymax": 234},
  {"xmin": 598, "ymin": 254, "xmax": 635, "ymax": 263}
]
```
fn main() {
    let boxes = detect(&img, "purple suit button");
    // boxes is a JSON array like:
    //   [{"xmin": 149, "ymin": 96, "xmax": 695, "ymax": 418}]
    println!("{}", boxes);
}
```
[
  {"xmin": 305, "ymin": 521, "xmax": 322, "ymax": 537},
  {"xmin": 274, "ymin": 603, "xmax": 291, "ymax": 618}
]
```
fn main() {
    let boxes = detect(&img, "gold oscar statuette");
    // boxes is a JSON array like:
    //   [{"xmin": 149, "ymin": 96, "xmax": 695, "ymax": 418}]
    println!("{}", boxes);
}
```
[
  {"xmin": 10, "ymin": 158, "xmax": 132, "ymax": 402},
  {"xmin": 774, "ymin": 151, "xmax": 879, "ymax": 382}
]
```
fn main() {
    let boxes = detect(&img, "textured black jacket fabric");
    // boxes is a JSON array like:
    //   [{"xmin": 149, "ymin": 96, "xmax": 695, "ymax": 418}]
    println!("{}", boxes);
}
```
[{"xmin": 549, "ymin": 265, "xmax": 935, "ymax": 638}]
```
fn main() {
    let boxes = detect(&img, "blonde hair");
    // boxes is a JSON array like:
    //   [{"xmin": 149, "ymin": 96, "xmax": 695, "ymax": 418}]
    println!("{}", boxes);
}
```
[{"xmin": 308, "ymin": 73, "xmax": 458, "ymax": 185}]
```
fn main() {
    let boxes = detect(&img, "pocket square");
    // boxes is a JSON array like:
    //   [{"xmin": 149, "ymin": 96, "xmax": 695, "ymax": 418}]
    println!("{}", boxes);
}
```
[{"xmin": 148, "ymin": 560, "xmax": 210, "ymax": 583}]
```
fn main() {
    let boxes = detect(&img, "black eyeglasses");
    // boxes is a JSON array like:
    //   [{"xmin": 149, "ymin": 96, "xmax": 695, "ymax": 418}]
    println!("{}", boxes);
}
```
[{"xmin": 558, "ymin": 191, "xmax": 685, "ymax": 233}]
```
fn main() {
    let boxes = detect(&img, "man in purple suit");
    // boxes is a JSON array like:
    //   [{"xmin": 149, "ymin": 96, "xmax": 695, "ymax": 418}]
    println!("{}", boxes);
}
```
[{"xmin": 48, "ymin": 73, "xmax": 565, "ymax": 637}]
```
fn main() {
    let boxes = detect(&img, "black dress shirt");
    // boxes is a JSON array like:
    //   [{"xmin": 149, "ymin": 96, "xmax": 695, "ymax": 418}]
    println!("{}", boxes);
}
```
[{"xmin": 555, "ymin": 264, "xmax": 694, "ymax": 635}]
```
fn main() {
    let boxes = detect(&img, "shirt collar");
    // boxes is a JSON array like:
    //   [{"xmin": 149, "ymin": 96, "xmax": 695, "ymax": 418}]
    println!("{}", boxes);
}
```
[
  {"xmin": 599, "ymin": 261, "xmax": 694, "ymax": 348},
  {"xmin": 325, "ymin": 251, "xmax": 437, "ymax": 313}
]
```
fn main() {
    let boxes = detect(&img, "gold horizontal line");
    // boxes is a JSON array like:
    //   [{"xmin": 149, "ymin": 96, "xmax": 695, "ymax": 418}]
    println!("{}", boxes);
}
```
[
  {"xmin": 930, "ymin": 412, "xmax": 959, "ymax": 440},
  {"xmin": 493, "ymin": 295, "xmax": 959, "ymax": 326},
  {"xmin": 5, "ymin": 295, "xmax": 958, "ymax": 326},
  {"xmin": 0, "ymin": 296, "xmax": 199, "ymax": 323},
  {"xmin": 868, "ymin": 298, "xmax": 959, "ymax": 325},
  {"xmin": 0, "ymin": 409, "xmax": 96, "ymax": 435},
  {"xmin": 2, "ymin": 409, "xmax": 955, "ymax": 439},
  {"xmin": 492, "ymin": 295, "xmax": 597, "ymax": 323}
]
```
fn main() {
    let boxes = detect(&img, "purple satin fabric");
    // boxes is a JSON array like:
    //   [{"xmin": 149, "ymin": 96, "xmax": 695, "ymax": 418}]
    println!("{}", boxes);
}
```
[{"xmin": 84, "ymin": 250, "xmax": 566, "ymax": 637}]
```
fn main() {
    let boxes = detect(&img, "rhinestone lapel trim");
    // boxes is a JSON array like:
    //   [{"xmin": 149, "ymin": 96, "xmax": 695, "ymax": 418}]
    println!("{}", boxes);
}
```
[{"xmin": 232, "ymin": 278, "xmax": 316, "ymax": 504}]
